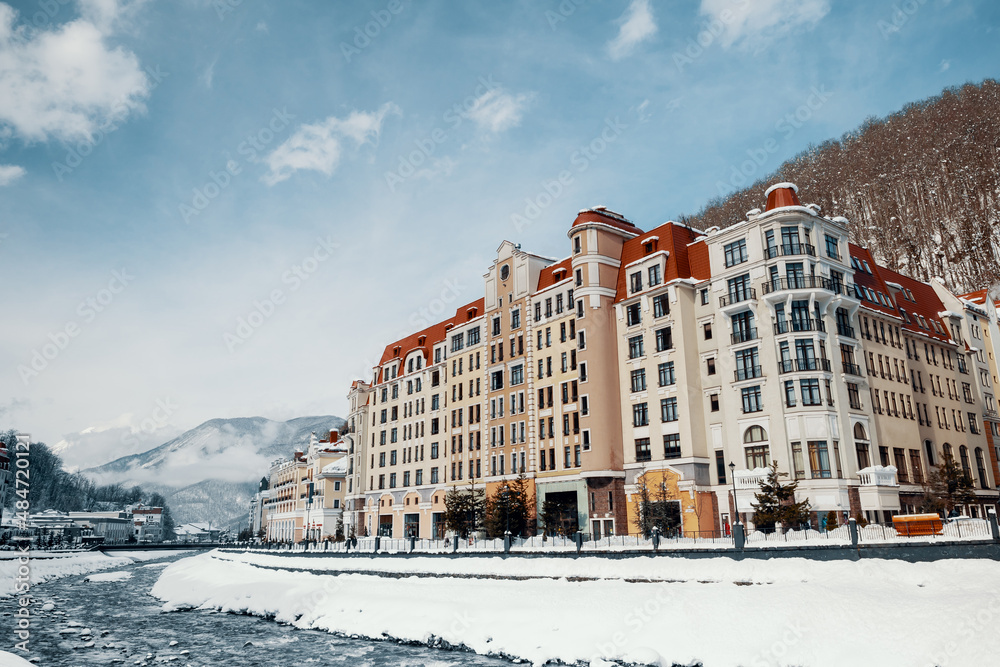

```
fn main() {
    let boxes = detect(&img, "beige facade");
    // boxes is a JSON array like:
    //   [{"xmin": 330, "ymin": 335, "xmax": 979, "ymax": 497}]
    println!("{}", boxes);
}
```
[{"xmin": 340, "ymin": 182, "xmax": 999, "ymax": 540}]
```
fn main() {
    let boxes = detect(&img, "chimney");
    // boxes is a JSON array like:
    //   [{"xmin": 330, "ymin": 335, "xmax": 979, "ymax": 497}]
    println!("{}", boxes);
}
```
[
  {"xmin": 764, "ymin": 182, "xmax": 801, "ymax": 211},
  {"xmin": 329, "ymin": 429, "xmax": 339, "ymax": 444}
]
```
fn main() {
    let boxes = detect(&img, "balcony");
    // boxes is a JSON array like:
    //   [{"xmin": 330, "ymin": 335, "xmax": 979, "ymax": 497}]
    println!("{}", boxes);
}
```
[
  {"xmin": 733, "ymin": 468, "xmax": 769, "ymax": 513},
  {"xmin": 773, "ymin": 318, "xmax": 827, "ymax": 334},
  {"xmin": 764, "ymin": 243, "xmax": 816, "ymax": 259},
  {"xmin": 761, "ymin": 275, "xmax": 850, "ymax": 296},
  {"xmin": 734, "ymin": 366, "xmax": 763, "ymax": 382},
  {"xmin": 836, "ymin": 323, "xmax": 856, "ymax": 339},
  {"xmin": 985, "ymin": 408, "xmax": 999, "ymax": 420},
  {"xmin": 858, "ymin": 465, "xmax": 898, "ymax": 487},
  {"xmin": 731, "ymin": 328, "xmax": 758, "ymax": 344},
  {"xmin": 778, "ymin": 358, "xmax": 832, "ymax": 374},
  {"xmin": 720, "ymin": 288, "xmax": 757, "ymax": 308},
  {"xmin": 842, "ymin": 361, "xmax": 863, "ymax": 376}
]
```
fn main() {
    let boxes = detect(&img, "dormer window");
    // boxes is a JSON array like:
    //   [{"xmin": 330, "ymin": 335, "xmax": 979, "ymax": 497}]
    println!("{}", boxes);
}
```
[
  {"xmin": 630, "ymin": 272, "xmax": 643, "ymax": 294},
  {"xmin": 644, "ymin": 242, "xmax": 654, "ymax": 254}
]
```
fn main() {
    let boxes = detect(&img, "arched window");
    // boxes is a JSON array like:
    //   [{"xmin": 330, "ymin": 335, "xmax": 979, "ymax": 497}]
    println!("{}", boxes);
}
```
[
  {"xmin": 943, "ymin": 443, "xmax": 953, "ymax": 462},
  {"xmin": 924, "ymin": 440, "xmax": 936, "ymax": 467},
  {"xmin": 853, "ymin": 423, "xmax": 868, "ymax": 441},
  {"xmin": 744, "ymin": 425, "xmax": 768, "ymax": 443},
  {"xmin": 959, "ymin": 446, "xmax": 972, "ymax": 483},
  {"xmin": 975, "ymin": 448, "xmax": 989, "ymax": 490}
]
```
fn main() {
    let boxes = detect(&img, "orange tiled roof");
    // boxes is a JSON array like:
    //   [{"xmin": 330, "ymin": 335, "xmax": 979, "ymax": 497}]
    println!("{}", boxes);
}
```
[
  {"xmin": 376, "ymin": 298, "xmax": 486, "ymax": 380},
  {"xmin": 614, "ymin": 222, "xmax": 707, "ymax": 302},
  {"xmin": 848, "ymin": 244, "xmax": 901, "ymax": 319},
  {"xmin": 535, "ymin": 257, "xmax": 572, "ymax": 292}
]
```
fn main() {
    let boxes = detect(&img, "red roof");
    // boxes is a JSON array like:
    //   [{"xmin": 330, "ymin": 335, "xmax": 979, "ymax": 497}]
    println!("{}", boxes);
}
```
[
  {"xmin": 571, "ymin": 208, "xmax": 640, "ymax": 235},
  {"xmin": 536, "ymin": 257, "xmax": 573, "ymax": 292},
  {"xmin": 376, "ymin": 298, "xmax": 486, "ymax": 379},
  {"xmin": 876, "ymin": 265, "xmax": 952, "ymax": 343},
  {"xmin": 764, "ymin": 183, "xmax": 802, "ymax": 211},
  {"xmin": 848, "ymin": 244, "xmax": 900, "ymax": 318},
  {"xmin": 614, "ymin": 222, "xmax": 707, "ymax": 302}
]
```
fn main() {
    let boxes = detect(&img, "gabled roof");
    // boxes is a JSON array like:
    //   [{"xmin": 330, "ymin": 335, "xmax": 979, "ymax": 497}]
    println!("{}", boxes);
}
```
[
  {"xmin": 614, "ymin": 222, "xmax": 707, "ymax": 303},
  {"xmin": 535, "ymin": 257, "xmax": 572, "ymax": 292},
  {"xmin": 848, "ymin": 244, "xmax": 900, "ymax": 318},
  {"xmin": 876, "ymin": 265, "xmax": 952, "ymax": 343},
  {"xmin": 376, "ymin": 298, "xmax": 486, "ymax": 380}
]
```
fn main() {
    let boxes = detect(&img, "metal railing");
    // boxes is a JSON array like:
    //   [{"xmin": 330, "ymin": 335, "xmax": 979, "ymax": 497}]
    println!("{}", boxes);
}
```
[
  {"xmin": 720, "ymin": 288, "xmax": 757, "ymax": 307},
  {"xmin": 731, "ymin": 328, "xmax": 758, "ymax": 344},
  {"xmin": 761, "ymin": 275, "xmax": 841, "ymax": 296},
  {"xmin": 734, "ymin": 366, "xmax": 763, "ymax": 381},
  {"xmin": 774, "ymin": 318, "xmax": 827, "ymax": 334},
  {"xmin": 836, "ymin": 324, "xmax": 856, "ymax": 338},
  {"xmin": 842, "ymin": 361, "xmax": 863, "ymax": 376},
  {"xmin": 764, "ymin": 243, "xmax": 816, "ymax": 259}
]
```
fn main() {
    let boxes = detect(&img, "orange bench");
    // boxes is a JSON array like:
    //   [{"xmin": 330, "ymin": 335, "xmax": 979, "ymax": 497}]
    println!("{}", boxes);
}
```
[{"xmin": 892, "ymin": 513, "xmax": 943, "ymax": 536}]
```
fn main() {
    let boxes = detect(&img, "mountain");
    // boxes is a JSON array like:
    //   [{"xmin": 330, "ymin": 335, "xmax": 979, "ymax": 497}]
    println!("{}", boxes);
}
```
[
  {"xmin": 82, "ymin": 415, "xmax": 344, "ymax": 529},
  {"xmin": 680, "ymin": 79, "xmax": 1000, "ymax": 294}
]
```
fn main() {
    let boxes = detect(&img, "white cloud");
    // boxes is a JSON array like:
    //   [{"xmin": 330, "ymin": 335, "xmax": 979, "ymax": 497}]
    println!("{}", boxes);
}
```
[
  {"xmin": 700, "ymin": 0, "xmax": 830, "ymax": 51},
  {"xmin": 201, "ymin": 58, "xmax": 216, "ymax": 89},
  {"xmin": 606, "ymin": 0, "xmax": 658, "ymax": 61},
  {"xmin": 0, "ymin": 163, "xmax": 23, "ymax": 184},
  {"xmin": 466, "ymin": 88, "xmax": 533, "ymax": 134},
  {"xmin": 262, "ymin": 103, "xmax": 399, "ymax": 186},
  {"xmin": 53, "ymin": 414, "xmax": 183, "ymax": 472},
  {"xmin": 255, "ymin": 21, "xmax": 268, "ymax": 33},
  {"xmin": 0, "ymin": 0, "xmax": 150, "ymax": 143},
  {"xmin": 939, "ymin": 59, "xmax": 951, "ymax": 72}
]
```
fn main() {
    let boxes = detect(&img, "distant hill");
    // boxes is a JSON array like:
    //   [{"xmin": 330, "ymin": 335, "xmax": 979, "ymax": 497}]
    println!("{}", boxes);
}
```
[
  {"xmin": 680, "ymin": 79, "xmax": 1000, "ymax": 293},
  {"xmin": 82, "ymin": 415, "xmax": 344, "ymax": 529}
]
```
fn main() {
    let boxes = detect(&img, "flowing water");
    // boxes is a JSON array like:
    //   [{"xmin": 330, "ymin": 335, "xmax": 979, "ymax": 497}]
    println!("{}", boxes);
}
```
[{"xmin": 0, "ymin": 552, "xmax": 515, "ymax": 667}]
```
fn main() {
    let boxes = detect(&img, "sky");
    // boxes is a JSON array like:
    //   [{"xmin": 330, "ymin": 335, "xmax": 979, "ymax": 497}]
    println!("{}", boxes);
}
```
[{"xmin": 1, "ymin": 0, "xmax": 998, "ymax": 471}]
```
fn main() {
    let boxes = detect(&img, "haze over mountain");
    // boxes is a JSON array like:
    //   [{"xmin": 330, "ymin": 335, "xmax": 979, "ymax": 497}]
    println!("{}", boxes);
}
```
[
  {"xmin": 681, "ymin": 80, "xmax": 1000, "ymax": 294},
  {"xmin": 82, "ymin": 415, "xmax": 344, "ymax": 529}
]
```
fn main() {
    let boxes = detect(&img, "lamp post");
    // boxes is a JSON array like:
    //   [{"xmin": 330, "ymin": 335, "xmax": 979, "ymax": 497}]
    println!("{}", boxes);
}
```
[
  {"xmin": 728, "ymin": 461, "xmax": 740, "ymax": 526},
  {"xmin": 503, "ymin": 484, "xmax": 511, "ymax": 537}
]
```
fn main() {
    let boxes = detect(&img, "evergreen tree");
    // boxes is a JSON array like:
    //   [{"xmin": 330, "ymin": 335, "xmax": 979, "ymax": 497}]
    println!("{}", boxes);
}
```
[
  {"xmin": 919, "ymin": 452, "xmax": 978, "ymax": 516},
  {"xmin": 751, "ymin": 460, "xmax": 812, "ymax": 532},
  {"xmin": 540, "ymin": 497, "xmax": 578, "ymax": 537},
  {"xmin": 443, "ymin": 482, "xmax": 485, "ymax": 538},
  {"xmin": 631, "ymin": 474, "xmax": 682, "ymax": 537},
  {"xmin": 824, "ymin": 510, "xmax": 839, "ymax": 531},
  {"xmin": 484, "ymin": 473, "xmax": 536, "ymax": 538}
]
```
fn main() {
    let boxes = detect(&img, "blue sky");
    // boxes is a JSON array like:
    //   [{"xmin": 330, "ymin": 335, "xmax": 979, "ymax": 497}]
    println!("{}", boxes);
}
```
[{"xmin": 1, "ymin": 0, "xmax": 998, "ymax": 473}]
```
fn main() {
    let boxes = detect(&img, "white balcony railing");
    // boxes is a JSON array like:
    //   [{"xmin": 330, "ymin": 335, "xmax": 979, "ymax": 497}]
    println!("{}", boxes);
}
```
[
  {"xmin": 734, "ymin": 468, "xmax": 769, "ymax": 490},
  {"xmin": 858, "ymin": 465, "xmax": 898, "ymax": 487}
]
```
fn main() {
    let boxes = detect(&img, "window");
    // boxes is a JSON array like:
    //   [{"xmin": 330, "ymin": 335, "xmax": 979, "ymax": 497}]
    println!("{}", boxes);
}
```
[
  {"xmin": 724, "ymin": 239, "xmax": 748, "ymax": 267},
  {"xmin": 630, "ymin": 368, "xmax": 647, "ymax": 393},
  {"xmin": 661, "ymin": 397, "xmax": 678, "ymax": 422},
  {"xmin": 706, "ymin": 358, "xmax": 716, "ymax": 375},
  {"xmin": 741, "ymin": 386, "xmax": 763, "ymax": 413},
  {"xmin": 658, "ymin": 362, "xmax": 676, "ymax": 386},
  {"xmin": 801, "ymin": 379, "xmax": 822, "ymax": 406},
  {"xmin": 510, "ymin": 364, "xmax": 524, "ymax": 386},
  {"xmin": 709, "ymin": 394, "xmax": 719, "ymax": 412},
  {"xmin": 745, "ymin": 445, "xmax": 769, "ymax": 469},
  {"xmin": 825, "ymin": 234, "xmax": 839, "ymax": 259},
  {"xmin": 716, "ymin": 450, "xmax": 727, "ymax": 483},
  {"xmin": 664, "ymin": 434, "xmax": 681, "ymax": 459},
  {"xmin": 511, "ymin": 309, "xmax": 521, "ymax": 329},
  {"xmin": 635, "ymin": 438, "xmax": 651, "ymax": 462},
  {"xmin": 808, "ymin": 441, "xmax": 831, "ymax": 479},
  {"xmin": 735, "ymin": 347, "xmax": 760, "ymax": 381},
  {"xmin": 744, "ymin": 425, "xmax": 768, "ymax": 443},
  {"xmin": 785, "ymin": 381, "xmax": 797, "ymax": 407},
  {"xmin": 451, "ymin": 333, "xmax": 464, "ymax": 352},
  {"xmin": 632, "ymin": 402, "xmax": 649, "ymax": 427},
  {"xmin": 968, "ymin": 412, "xmax": 980, "ymax": 434},
  {"xmin": 626, "ymin": 303, "xmax": 641, "ymax": 326},
  {"xmin": 653, "ymin": 294, "xmax": 669, "ymax": 318},
  {"xmin": 704, "ymin": 323, "xmax": 713, "ymax": 340},
  {"xmin": 574, "ymin": 235, "xmax": 582, "ymax": 254},
  {"xmin": 491, "ymin": 370, "xmax": 504, "ymax": 391},
  {"xmin": 630, "ymin": 272, "xmax": 643, "ymax": 293},
  {"xmin": 628, "ymin": 335, "xmax": 644, "ymax": 359},
  {"xmin": 655, "ymin": 327, "xmax": 672, "ymax": 352},
  {"xmin": 700, "ymin": 289, "xmax": 709, "ymax": 305},
  {"xmin": 649, "ymin": 265, "xmax": 662, "ymax": 286},
  {"xmin": 492, "ymin": 316, "xmax": 501, "ymax": 336}
]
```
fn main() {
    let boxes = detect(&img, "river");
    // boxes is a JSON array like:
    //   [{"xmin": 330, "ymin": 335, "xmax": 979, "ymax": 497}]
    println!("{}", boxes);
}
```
[{"xmin": 0, "ymin": 552, "xmax": 516, "ymax": 667}]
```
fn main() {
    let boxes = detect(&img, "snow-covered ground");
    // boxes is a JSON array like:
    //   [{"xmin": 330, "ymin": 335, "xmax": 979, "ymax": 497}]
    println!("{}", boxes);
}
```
[
  {"xmin": 152, "ymin": 550, "xmax": 1000, "ymax": 666},
  {"xmin": 0, "ymin": 550, "xmax": 192, "ymax": 597}
]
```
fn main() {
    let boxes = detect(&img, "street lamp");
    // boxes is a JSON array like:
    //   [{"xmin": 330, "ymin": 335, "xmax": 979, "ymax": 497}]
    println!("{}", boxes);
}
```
[
  {"xmin": 728, "ymin": 462, "xmax": 741, "ymax": 526},
  {"xmin": 502, "ymin": 484, "xmax": 511, "ymax": 537}
]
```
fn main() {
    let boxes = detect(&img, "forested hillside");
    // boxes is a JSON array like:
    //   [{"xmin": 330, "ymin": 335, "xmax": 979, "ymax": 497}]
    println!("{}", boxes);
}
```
[{"xmin": 681, "ymin": 80, "xmax": 1000, "ymax": 293}]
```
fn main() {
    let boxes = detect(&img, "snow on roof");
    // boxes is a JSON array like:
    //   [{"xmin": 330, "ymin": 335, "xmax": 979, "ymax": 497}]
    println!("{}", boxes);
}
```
[{"xmin": 321, "ymin": 458, "xmax": 349, "ymax": 475}]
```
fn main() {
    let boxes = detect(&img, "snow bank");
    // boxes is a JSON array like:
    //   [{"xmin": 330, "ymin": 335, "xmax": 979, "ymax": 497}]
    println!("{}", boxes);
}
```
[
  {"xmin": 152, "ymin": 551, "xmax": 1000, "ymax": 667},
  {"xmin": 85, "ymin": 571, "xmax": 133, "ymax": 582},
  {"xmin": 0, "ymin": 650, "xmax": 35, "ymax": 666},
  {"xmin": 0, "ymin": 552, "xmax": 134, "ymax": 598}
]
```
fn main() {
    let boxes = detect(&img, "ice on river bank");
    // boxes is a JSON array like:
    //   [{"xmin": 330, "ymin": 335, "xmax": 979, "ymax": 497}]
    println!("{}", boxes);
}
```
[{"xmin": 151, "ymin": 550, "xmax": 1000, "ymax": 667}]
